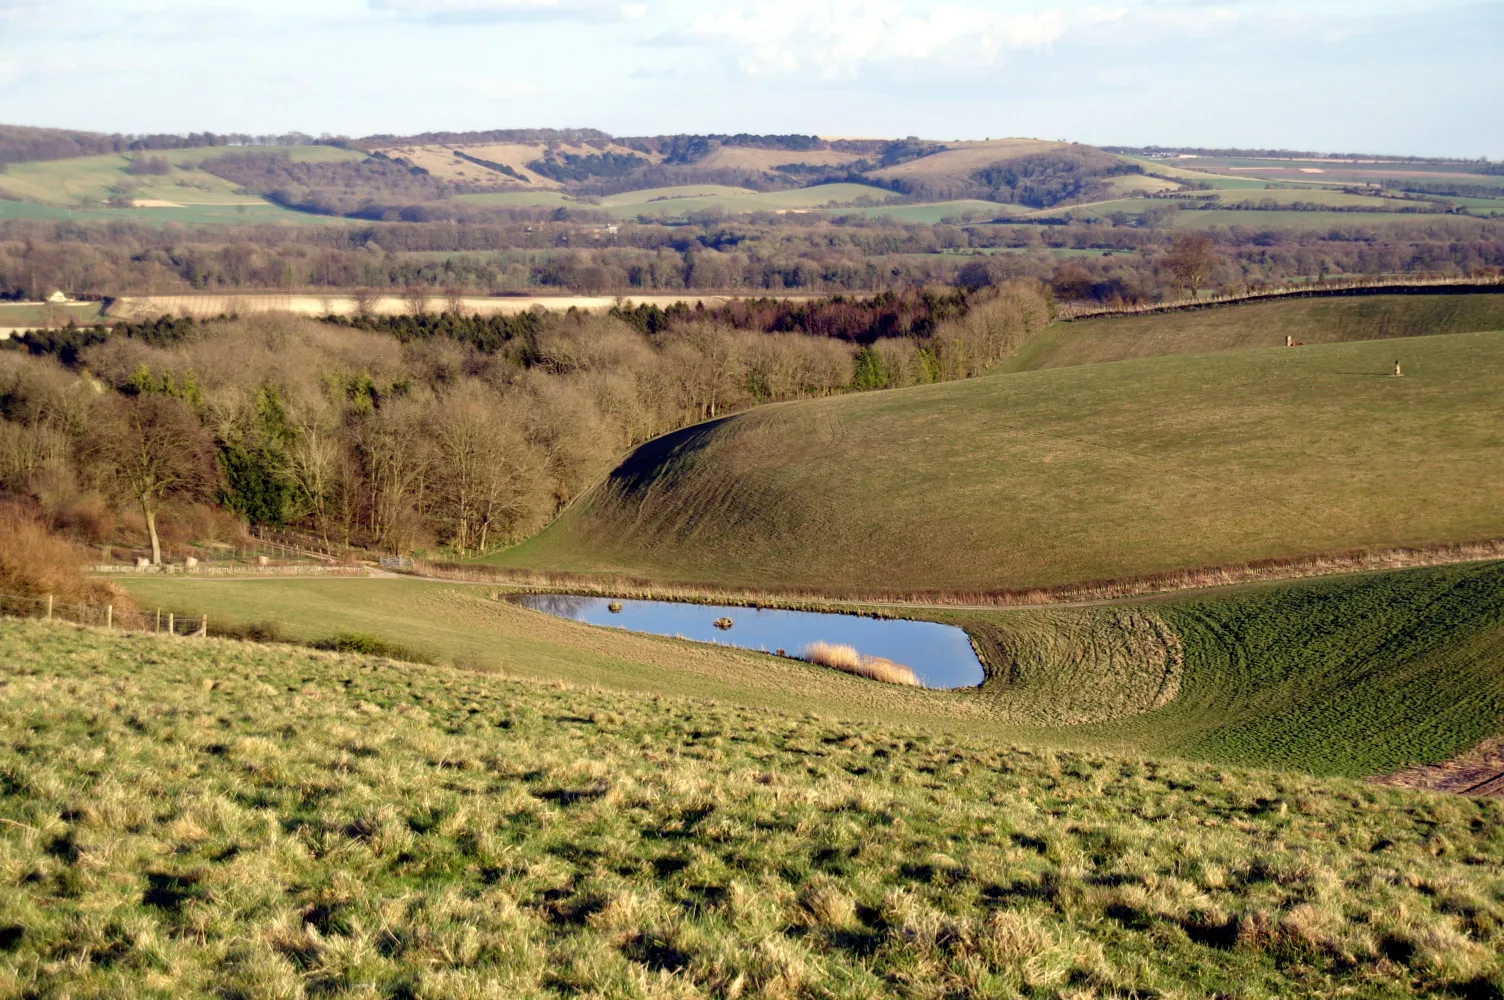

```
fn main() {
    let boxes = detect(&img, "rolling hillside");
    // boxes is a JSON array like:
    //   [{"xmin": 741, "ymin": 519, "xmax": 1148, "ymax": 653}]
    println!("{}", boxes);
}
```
[
  {"xmin": 125, "ymin": 559, "xmax": 1504, "ymax": 778},
  {"xmin": 493, "ymin": 331, "xmax": 1504, "ymax": 594},
  {"xmin": 3, "ymin": 618, "xmax": 1501, "ymax": 997},
  {"xmin": 1009, "ymin": 293, "xmax": 1504, "ymax": 371}
]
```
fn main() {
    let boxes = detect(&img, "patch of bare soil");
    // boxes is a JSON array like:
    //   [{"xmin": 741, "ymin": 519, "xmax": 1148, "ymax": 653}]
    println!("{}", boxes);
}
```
[{"xmin": 1376, "ymin": 738, "xmax": 1504, "ymax": 797}]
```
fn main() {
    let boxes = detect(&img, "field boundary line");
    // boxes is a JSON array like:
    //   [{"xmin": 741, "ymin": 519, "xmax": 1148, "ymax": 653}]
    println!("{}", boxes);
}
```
[
  {"xmin": 415, "ymin": 536, "xmax": 1504, "ymax": 611},
  {"xmin": 1057, "ymin": 276, "xmax": 1504, "ymax": 322}
]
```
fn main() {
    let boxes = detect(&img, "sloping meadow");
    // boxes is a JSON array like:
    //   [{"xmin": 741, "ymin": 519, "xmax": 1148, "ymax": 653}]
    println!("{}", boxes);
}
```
[{"xmin": 0, "ymin": 620, "xmax": 1500, "ymax": 998}]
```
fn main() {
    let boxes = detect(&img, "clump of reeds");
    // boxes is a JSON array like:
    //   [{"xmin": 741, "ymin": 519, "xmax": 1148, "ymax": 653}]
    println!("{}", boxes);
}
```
[{"xmin": 802, "ymin": 641, "xmax": 922, "ymax": 687}]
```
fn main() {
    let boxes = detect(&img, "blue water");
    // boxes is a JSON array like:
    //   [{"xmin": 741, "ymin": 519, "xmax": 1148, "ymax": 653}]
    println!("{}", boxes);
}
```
[{"xmin": 513, "ymin": 595, "xmax": 985, "ymax": 689}]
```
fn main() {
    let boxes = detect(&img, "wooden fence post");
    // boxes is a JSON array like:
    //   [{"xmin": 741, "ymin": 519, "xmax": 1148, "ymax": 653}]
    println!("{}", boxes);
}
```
[
  {"xmin": 155, "ymin": 609, "xmax": 161, "ymax": 633},
  {"xmin": 46, "ymin": 595, "xmax": 52, "ymax": 622},
  {"xmin": 167, "ymin": 612, "xmax": 174, "ymax": 636},
  {"xmin": 106, "ymin": 605, "xmax": 113, "ymax": 630}
]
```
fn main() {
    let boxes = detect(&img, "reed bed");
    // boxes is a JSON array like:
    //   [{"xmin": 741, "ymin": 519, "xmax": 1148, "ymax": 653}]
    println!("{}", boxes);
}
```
[{"xmin": 802, "ymin": 640, "xmax": 922, "ymax": 687}]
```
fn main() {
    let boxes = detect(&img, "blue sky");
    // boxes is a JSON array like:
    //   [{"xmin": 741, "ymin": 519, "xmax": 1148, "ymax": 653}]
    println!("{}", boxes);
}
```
[{"xmin": 0, "ymin": 0, "xmax": 1499, "ymax": 157}]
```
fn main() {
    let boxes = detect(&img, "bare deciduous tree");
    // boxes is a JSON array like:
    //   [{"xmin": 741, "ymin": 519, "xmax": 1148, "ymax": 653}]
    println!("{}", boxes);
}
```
[{"xmin": 86, "ymin": 395, "xmax": 217, "ymax": 565}]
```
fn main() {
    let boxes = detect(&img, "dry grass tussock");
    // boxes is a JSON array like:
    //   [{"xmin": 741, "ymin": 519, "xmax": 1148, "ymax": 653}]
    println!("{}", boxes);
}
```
[
  {"xmin": 1, "ymin": 620, "xmax": 1500, "ymax": 998},
  {"xmin": 802, "ymin": 640, "xmax": 921, "ymax": 687}
]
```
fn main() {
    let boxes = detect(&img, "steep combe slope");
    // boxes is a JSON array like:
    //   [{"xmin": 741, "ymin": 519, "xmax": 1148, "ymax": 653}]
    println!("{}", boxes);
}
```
[{"xmin": 494, "ymin": 331, "xmax": 1504, "ymax": 595}]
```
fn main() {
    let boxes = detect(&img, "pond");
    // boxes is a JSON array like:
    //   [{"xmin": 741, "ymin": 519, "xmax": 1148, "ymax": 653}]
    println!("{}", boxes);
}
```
[{"xmin": 512, "ymin": 595, "xmax": 985, "ymax": 689}]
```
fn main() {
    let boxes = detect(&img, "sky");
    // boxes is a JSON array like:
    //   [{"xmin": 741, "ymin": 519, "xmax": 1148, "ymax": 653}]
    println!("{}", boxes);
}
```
[{"xmin": 0, "ymin": 0, "xmax": 1500, "ymax": 157}]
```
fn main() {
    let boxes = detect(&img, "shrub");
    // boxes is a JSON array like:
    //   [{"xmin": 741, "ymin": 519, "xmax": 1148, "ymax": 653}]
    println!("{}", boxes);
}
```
[
  {"xmin": 310, "ymin": 631, "xmax": 434, "ymax": 664},
  {"xmin": 0, "ymin": 506, "xmax": 125, "ymax": 607}
]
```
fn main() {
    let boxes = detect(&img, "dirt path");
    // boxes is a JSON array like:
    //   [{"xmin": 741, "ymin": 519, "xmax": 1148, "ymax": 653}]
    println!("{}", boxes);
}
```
[{"xmin": 1374, "ymin": 738, "xmax": 1504, "ymax": 798}]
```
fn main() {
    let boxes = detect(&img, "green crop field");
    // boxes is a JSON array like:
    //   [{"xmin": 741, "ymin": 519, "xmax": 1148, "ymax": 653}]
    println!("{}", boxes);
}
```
[
  {"xmin": 1, "ymin": 616, "xmax": 1500, "ymax": 997},
  {"xmin": 0, "ymin": 194, "xmax": 335, "ymax": 227},
  {"xmin": 0, "ymin": 301, "xmax": 107, "ymax": 326},
  {"xmin": 491, "ymin": 331, "xmax": 1504, "ymax": 595},
  {"xmin": 826, "ymin": 200, "xmax": 1026, "ymax": 223},
  {"xmin": 452, "ymin": 190, "xmax": 575, "ymax": 209},
  {"xmin": 0, "ymin": 145, "xmax": 363, "ymax": 209},
  {"xmin": 597, "ymin": 183, "xmax": 904, "ymax": 219},
  {"xmin": 1011, "ymin": 293, "xmax": 1504, "ymax": 371},
  {"xmin": 1174, "ymin": 209, "xmax": 1450, "ymax": 231},
  {"xmin": 121, "ymin": 559, "xmax": 1504, "ymax": 778}
]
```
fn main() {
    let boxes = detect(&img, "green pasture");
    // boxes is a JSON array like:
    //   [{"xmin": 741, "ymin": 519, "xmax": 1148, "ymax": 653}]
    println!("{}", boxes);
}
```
[
  {"xmin": 1012, "ymin": 293, "xmax": 1504, "ymax": 371},
  {"xmin": 0, "ymin": 145, "xmax": 363, "ymax": 210},
  {"xmin": 4, "ymin": 618, "xmax": 1501, "ymax": 998},
  {"xmin": 825, "ymin": 199, "xmax": 1026, "ymax": 223},
  {"xmin": 598, "ymin": 183, "xmax": 904, "ymax": 219},
  {"xmin": 0, "ymin": 193, "xmax": 335, "ymax": 227},
  {"xmin": 495, "ymin": 331, "xmax": 1504, "ymax": 595},
  {"xmin": 452, "ymin": 190, "xmax": 575, "ymax": 209},
  {"xmin": 1175, "ymin": 209, "xmax": 1450, "ymax": 230},
  {"xmin": 0, "ymin": 301, "xmax": 106, "ymax": 325},
  {"xmin": 122, "ymin": 558, "xmax": 1504, "ymax": 778}
]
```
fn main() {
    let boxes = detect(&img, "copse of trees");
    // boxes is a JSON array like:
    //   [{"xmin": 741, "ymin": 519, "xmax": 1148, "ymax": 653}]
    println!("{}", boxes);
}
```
[{"xmin": 0, "ymin": 285, "xmax": 1051, "ymax": 559}]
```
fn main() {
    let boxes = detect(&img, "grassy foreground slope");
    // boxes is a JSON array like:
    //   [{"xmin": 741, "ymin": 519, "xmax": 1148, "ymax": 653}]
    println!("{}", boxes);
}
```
[
  {"xmin": 495, "ymin": 331, "xmax": 1504, "ymax": 594},
  {"xmin": 2, "ymin": 620, "xmax": 1501, "ymax": 999},
  {"xmin": 1010, "ymin": 294, "xmax": 1504, "ymax": 372},
  {"xmin": 125, "ymin": 559, "xmax": 1504, "ymax": 778}
]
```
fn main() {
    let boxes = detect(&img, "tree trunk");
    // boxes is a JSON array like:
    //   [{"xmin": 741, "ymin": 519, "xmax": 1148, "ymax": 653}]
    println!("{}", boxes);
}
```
[{"xmin": 143, "ymin": 498, "xmax": 162, "ymax": 566}]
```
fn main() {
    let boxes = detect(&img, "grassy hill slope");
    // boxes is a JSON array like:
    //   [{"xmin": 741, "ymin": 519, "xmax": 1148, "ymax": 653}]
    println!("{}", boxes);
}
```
[
  {"xmin": 1010, "ymin": 293, "xmax": 1504, "ymax": 372},
  {"xmin": 2, "ymin": 619, "xmax": 1500, "ymax": 998},
  {"xmin": 125, "ymin": 559, "xmax": 1504, "ymax": 778},
  {"xmin": 493, "ymin": 331, "xmax": 1504, "ymax": 594}
]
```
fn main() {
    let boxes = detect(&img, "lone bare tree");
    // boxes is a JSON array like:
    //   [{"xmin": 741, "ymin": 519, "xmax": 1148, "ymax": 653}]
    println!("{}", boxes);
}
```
[
  {"xmin": 1163, "ymin": 233, "xmax": 1219, "ymax": 299},
  {"xmin": 87, "ymin": 395, "xmax": 217, "ymax": 565}
]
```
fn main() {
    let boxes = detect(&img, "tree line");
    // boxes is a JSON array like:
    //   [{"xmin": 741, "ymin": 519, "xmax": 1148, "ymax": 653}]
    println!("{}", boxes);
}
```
[
  {"xmin": 3, "ymin": 212, "xmax": 1502, "ymax": 309},
  {"xmin": 0, "ymin": 285, "xmax": 1050, "ymax": 562}
]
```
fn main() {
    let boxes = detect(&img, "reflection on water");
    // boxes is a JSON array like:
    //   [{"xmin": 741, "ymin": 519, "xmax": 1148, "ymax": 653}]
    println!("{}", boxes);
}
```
[{"xmin": 512, "ymin": 594, "xmax": 985, "ymax": 689}]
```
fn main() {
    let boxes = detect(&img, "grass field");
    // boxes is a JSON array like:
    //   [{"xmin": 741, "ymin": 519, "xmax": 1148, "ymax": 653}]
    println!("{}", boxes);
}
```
[
  {"xmin": 121, "ymin": 560, "xmax": 1504, "ymax": 779},
  {"xmin": 599, "ymin": 184, "xmax": 903, "ymax": 219},
  {"xmin": 828, "ymin": 200, "xmax": 1026, "ymax": 223},
  {"xmin": 0, "ymin": 301, "xmax": 107, "ymax": 326},
  {"xmin": 452, "ymin": 190, "xmax": 576, "ymax": 209},
  {"xmin": 1009, "ymin": 293, "xmax": 1504, "ymax": 371},
  {"xmin": 1, "ymin": 617, "xmax": 1500, "ymax": 997},
  {"xmin": 492, "ymin": 331, "xmax": 1504, "ymax": 595},
  {"xmin": 0, "ymin": 195, "xmax": 335, "ymax": 227},
  {"xmin": 0, "ymin": 145, "xmax": 362, "ymax": 209}
]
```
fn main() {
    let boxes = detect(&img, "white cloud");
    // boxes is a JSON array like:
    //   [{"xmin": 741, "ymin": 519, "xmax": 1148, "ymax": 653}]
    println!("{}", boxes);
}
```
[
  {"xmin": 684, "ymin": 2, "xmax": 1149, "ymax": 77},
  {"xmin": 370, "ymin": 0, "xmax": 636, "ymax": 21}
]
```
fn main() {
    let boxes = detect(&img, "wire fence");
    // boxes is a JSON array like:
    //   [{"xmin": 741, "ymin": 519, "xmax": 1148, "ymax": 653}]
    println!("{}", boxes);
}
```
[{"xmin": 0, "ymin": 591, "xmax": 208, "ymax": 637}]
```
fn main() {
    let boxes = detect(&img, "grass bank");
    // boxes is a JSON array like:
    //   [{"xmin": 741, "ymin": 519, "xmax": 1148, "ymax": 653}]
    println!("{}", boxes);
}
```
[
  {"xmin": 122, "ymin": 559, "xmax": 1504, "ymax": 778},
  {"xmin": 0, "ymin": 619, "xmax": 1500, "ymax": 998},
  {"xmin": 1011, "ymin": 293, "xmax": 1504, "ymax": 372},
  {"xmin": 489, "ymin": 331, "xmax": 1504, "ymax": 595}
]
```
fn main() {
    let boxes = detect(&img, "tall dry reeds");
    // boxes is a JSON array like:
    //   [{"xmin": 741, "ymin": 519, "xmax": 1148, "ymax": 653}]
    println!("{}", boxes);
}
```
[{"xmin": 802, "ymin": 641, "xmax": 921, "ymax": 687}]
